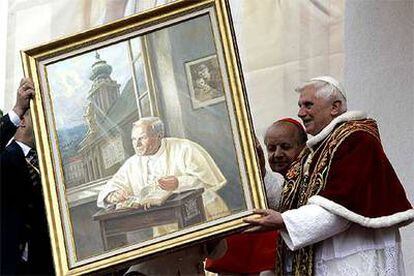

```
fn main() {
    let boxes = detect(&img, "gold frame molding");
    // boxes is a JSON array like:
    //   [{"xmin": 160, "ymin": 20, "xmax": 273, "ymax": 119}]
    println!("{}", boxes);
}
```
[{"xmin": 21, "ymin": 0, "xmax": 267, "ymax": 274}]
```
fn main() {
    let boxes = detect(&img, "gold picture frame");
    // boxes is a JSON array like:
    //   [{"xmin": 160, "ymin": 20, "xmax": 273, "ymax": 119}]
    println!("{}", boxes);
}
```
[{"xmin": 21, "ymin": 0, "xmax": 267, "ymax": 274}]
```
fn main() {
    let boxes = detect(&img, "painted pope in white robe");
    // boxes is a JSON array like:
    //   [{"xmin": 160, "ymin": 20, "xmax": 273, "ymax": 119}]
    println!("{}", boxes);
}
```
[{"xmin": 97, "ymin": 117, "xmax": 229, "ymax": 233}]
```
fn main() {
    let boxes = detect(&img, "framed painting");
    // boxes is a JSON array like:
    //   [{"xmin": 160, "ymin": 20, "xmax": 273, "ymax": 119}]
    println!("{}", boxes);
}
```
[
  {"xmin": 185, "ymin": 54, "xmax": 225, "ymax": 109},
  {"xmin": 21, "ymin": 0, "xmax": 267, "ymax": 274}
]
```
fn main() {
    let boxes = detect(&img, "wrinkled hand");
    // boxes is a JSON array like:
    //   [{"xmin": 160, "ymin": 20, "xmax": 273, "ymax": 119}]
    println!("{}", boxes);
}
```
[
  {"xmin": 158, "ymin": 176, "xmax": 178, "ymax": 191},
  {"xmin": 105, "ymin": 190, "xmax": 129, "ymax": 204},
  {"xmin": 243, "ymin": 209, "xmax": 284, "ymax": 232},
  {"xmin": 255, "ymin": 137, "xmax": 266, "ymax": 178},
  {"xmin": 13, "ymin": 78, "xmax": 35, "ymax": 118}
]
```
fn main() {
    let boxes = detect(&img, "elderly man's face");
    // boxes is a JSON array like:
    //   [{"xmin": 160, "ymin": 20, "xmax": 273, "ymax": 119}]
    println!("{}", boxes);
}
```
[
  {"xmin": 265, "ymin": 123, "xmax": 304, "ymax": 176},
  {"xmin": 297, "ymin": 85, "xmax": 334, "ymax": 136},
  {"xmin": 131, "ymin": 124, "xmax": 161, "ymax": 156}
]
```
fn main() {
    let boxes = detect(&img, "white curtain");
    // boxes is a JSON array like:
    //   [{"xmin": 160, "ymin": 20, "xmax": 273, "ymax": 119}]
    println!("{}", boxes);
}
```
[{"xmin": 231, "ymin": 0, "xmax": 344, "ymax": 139}]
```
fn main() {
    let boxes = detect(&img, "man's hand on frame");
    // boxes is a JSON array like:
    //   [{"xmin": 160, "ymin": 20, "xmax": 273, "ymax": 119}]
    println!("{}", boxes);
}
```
[
  {"xmin": 13, "ymin": 78, "xmax": 35, "ymax": 118},
  {"xmin": 243, "ymin": 209, "xmax": 285, "ymax": 232}
]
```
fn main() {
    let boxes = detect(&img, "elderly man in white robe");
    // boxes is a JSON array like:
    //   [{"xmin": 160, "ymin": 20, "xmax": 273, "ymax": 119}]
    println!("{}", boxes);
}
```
[
  {"xmin": 98, "ymin": 116, "xmax": 229, "ymax": 227},
  {"xmin": 245, "ymin": 76, "xmax": 414, "ymax": 276},
  {"xmin": 98, "ymin": 117, "xmax": 229, "ymax": 275}
]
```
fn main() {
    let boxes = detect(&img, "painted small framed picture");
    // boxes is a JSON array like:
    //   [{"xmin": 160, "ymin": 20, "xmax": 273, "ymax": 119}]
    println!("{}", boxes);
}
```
[{"xmin": 185, "ymin": 55, "xmax": 225, "ymax": 109}]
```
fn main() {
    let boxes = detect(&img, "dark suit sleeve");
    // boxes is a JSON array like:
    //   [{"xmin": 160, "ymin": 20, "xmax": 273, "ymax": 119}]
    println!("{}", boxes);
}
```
[
  {"xmin": 1, "ymin": 144, "xmax": 24, "ymax": 273},
  {"xmin": 0, "ymin": 114, "xmax": 18, "ymax": 151},
  {"xmin": 1, "ymin": 143, "xmax": 54, "ymax": 274}
]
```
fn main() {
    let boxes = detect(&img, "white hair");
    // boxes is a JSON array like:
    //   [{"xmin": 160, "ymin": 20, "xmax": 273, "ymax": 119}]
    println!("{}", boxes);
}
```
[
  {"xmin": 132, "ymin": 116, "xmax": 165, "ymax": 137},
  {"xmin": 295, "ymin": 80, "xmax": 347, "ymax": 112}
]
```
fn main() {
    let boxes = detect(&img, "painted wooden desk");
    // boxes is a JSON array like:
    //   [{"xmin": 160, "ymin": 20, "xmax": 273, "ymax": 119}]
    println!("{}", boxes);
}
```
[{"xmin": 93, "ymin": 188, "xmax": 206, "ymax": 250}]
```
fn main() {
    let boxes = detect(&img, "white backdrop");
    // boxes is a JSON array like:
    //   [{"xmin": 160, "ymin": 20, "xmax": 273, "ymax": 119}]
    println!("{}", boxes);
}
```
[
  {"xmin": 344, "ymin": 0, "xmax": 414, "ymax": 271},
  {"xmin": 0, "ymin": 0, "xmax": 412, "ymax": 273}
]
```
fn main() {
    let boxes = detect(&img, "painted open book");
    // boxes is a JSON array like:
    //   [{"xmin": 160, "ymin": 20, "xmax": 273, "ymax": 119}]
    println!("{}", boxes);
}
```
[{"xmin": 115, "ymin": 185, "xmax": 173, "ymax": 210}]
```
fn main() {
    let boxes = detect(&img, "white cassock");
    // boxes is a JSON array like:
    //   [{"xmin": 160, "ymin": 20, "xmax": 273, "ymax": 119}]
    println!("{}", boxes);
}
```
[
  {"xmin": 280, "ymin": 205, "xmax": 406, "ymax": 276},
  {"xmin": 97, "ymin": 137, "xmax": 230, "ymax": 235},
  {"xmin": 263, "ymin": 171, "xmax": 406, "ymax": 275}
]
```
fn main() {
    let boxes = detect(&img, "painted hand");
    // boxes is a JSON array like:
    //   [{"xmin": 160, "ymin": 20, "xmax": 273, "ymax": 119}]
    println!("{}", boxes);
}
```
[
  {"xmin": 158, "ymin": 176, "xmax": 179, "ymax": 191},
  {"xmin": 105, "ymin": 190, "xmax": 129, "ymax": 204}
]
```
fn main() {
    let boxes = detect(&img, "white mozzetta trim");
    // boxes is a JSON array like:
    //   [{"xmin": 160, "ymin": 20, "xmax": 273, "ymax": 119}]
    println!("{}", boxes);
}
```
[
  {"xmin": 307, "ymin": 111, "xmax": 367, "ymax": 148},
  {"xmin": 308, "ymin": 195, "xmax": 414, "ymax": 228}
]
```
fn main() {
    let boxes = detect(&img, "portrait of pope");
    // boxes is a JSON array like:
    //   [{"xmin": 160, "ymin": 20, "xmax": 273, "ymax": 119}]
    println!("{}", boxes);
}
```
[{"xmin": 97, "ymin": 117, "xmax": 230, "ymax": 236}]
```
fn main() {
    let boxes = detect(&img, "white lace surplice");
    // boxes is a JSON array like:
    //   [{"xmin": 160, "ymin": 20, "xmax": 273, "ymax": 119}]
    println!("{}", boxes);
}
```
[{"xmin": 281, "ymin": 204, "xmax": 406, "ymax": 276}]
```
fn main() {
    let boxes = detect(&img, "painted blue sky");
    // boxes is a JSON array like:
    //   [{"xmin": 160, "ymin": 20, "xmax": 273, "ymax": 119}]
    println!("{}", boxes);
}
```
[{"xmin": 47, "ymin": 41, "xmax": 132, "ymax": 130}]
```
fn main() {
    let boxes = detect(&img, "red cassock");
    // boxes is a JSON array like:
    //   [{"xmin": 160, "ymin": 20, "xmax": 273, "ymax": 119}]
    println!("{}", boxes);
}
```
[{"xmin": 205, "ymin": 231, "xmax": 278, "ymax": 274}]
